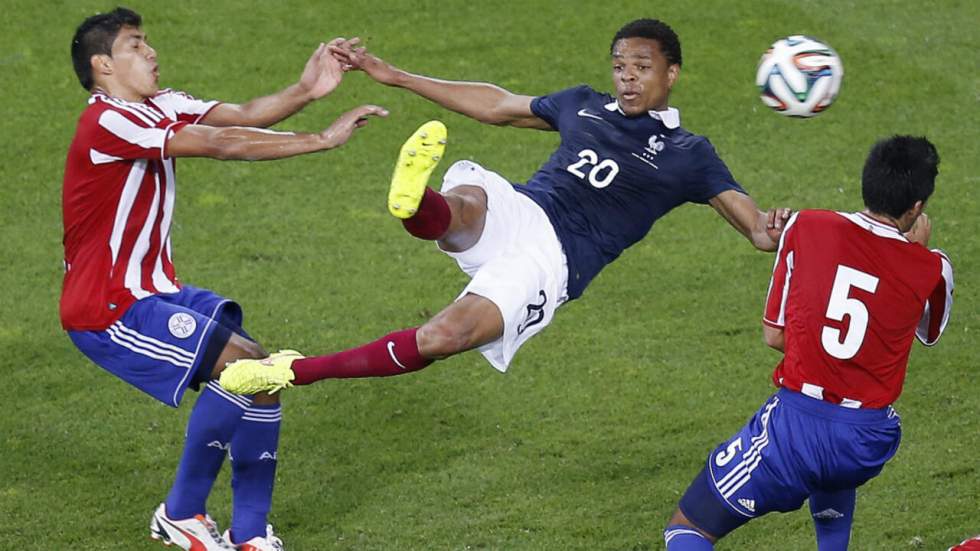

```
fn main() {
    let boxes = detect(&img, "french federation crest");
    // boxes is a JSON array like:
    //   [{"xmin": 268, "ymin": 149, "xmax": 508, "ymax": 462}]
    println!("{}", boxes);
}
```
[{"xmin": 645, "ymin": 134, "xmax": 666, "ymax": 156}]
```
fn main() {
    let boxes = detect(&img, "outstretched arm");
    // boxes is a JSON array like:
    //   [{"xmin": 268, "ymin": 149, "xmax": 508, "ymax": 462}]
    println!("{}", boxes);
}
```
[
  {"xmin": 709, "ymin": 190, "xmax": 791, "ymax": 251},
  {"xmin": 329, "ymin": 39, "xmax": 549, "ymax": 129},
  {"xmin": 167, "ymin": 104, "xmax": 387, "ymax": 160},
  {"xmin": 201, "ymin": 41, "xmax": 346, "ymax": 128}
]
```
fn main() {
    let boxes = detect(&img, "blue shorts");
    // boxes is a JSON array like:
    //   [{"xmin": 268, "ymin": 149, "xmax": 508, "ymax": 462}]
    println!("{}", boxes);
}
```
[
  {"xmin": 68, "ymin": 285, "xmax": 250, "ymax": 408},
  {"xmin": 682, "ymin": 388, "xmax": 901, "ymax": 531}
]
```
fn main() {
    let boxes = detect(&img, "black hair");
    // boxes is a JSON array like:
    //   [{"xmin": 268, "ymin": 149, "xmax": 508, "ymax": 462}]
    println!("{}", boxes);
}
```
[
  {"xmin": 610, "ymin": 19, "xmax": 682, "ymax": 67},
  {"xmin": 862, "ymin": 136, "xmax": 939, "ymax": 218},
  {"xmin": 71, "ymin": 7, "xmax": 142, "ymax": 90}
]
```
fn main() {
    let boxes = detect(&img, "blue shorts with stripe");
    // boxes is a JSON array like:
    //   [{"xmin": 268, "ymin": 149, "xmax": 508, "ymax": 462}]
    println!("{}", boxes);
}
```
[
  {"xmin": 700, "ymin": 388, "xmax": 901, "ymax": 519},
  {"xmin": 68, "ymin": 285, "xmax": 249, "ymax": 408}
]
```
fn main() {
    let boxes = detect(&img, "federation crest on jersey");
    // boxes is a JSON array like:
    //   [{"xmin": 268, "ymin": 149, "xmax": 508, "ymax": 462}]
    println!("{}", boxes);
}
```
[
  {"xmin": 168, "ymin": 313, "xmax": 197, "ymax": 339},
  {"xmin": 645, "ymin": 134, "xmax": 666, "ymax": 155}
]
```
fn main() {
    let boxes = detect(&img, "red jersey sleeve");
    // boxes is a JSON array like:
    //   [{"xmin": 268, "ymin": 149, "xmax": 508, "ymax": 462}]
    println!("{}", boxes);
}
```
[
  {"xmin": 91, "ymin": 107, "xmax": 188, "ymax": 161},
  {"xmin": 149, "ymin": 89, "xmax": 220, "ymax": 124},
  {"xmin": 763, "ymin": 212, "xmax": 800, "ymax": 328},
  {"xmin": 916, "ymin": 249, "xmax": 954, "ymax": 346}
]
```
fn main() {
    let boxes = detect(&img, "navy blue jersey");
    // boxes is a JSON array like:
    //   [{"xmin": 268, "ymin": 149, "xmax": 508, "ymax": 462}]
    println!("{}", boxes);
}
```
[{"xmin": 517, "ymin": 85, "xmax": 745, "ymax": 299}]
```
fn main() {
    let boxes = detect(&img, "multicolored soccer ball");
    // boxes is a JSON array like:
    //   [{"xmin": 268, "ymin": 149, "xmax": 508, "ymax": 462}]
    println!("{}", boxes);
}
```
[{"xmin": 755, "ymin": 35, "xmax": 843, "ymax": 117}]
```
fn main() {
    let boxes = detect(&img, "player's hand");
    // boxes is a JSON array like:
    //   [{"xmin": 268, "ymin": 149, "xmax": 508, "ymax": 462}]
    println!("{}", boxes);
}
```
[
  {"xmin": 320, "ymin": 104, "xmax": 389, "ymax": 149},
  {"xmin": 765, "ymin": 207, "xmax": 793, "ymax": 243},
  {"xmin": 328, "ymin": 38, "xmax": 402, "ymax": 86},
  {"xmin": 298, "ymin": 41, "xmax": 345, "ymax": 101},
  {"xmin": 905, "ymin": 213, "xmax": 931, "ymax": 247}
]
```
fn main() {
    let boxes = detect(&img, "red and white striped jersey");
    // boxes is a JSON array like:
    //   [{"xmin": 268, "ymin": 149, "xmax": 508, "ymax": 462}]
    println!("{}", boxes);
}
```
[
  {"xmin": 764, "ymin": 210, "xmax": 953, "ymax": 408},
  {"xmin": 61, "ymin": 90, "xmax": 219, "ymax": 330}
]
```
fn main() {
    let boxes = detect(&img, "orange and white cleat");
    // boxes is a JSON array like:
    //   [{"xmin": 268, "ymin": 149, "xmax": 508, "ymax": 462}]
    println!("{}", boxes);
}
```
[
  {"xmin": 223, "ymin": 525, "xmax": 285, "ymax": 551},
  {"xmin": 150, "ymin": 503, "xmax": 234, "ymax": 550}
]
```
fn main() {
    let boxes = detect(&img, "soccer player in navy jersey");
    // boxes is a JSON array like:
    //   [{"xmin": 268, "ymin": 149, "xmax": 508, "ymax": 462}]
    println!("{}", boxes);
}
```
[
  {"xmin": 219, "ymin": 20, "xmax": 790, "ymax": 391},
  {"xmin": 63, "ymin": 8, "xmax": 386, "ymax": 550},
  {"xmin": 662, "ymin": 136, "xmax": 953, "ymax": 550}
]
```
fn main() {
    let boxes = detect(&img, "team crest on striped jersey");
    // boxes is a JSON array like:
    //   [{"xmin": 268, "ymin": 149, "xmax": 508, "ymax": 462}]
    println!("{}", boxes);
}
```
[{"xmin": 168, "ymin": 313, "xmax": 197, "ymax": 338}]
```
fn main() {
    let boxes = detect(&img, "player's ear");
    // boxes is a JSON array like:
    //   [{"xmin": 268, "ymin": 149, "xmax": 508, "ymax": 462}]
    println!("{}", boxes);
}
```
[
  {"xmin": 666, "ymin": 63, "xmax": 680, "ymax": 88},
  {"xmin": 910, "ymin": 200, "xmax": 925, "ymax": 217},
  {"xmin": 91, "ymin": 54, "xmax": 113, "ymax": 79}
]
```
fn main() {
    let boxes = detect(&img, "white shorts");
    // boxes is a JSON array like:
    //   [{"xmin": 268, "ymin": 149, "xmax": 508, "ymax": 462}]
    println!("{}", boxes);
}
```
[{"xmin": 439, "ymin": 160, "xmax": 569, "ymax": 372}]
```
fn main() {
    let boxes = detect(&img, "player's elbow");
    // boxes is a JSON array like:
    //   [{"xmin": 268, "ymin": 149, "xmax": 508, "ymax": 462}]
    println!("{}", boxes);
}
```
[
  {"xmin": 475, "ymin": 107, "xmax": 513, "ymax": 126},
  {"xmin": 763, "ymin": 325, "xmax": 785, "ymax": 351}
]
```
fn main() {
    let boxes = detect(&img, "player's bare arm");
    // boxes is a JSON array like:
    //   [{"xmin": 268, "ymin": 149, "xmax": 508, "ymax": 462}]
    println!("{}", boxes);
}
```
[
  {"xmin": 168, "ymin": 104, "xmax": 387, "ymax": 160},
  {"xmin": 329, "ymin": 39, "xmax": 550, "ymax": 129},
  {"xmin": 762, "ymin": 324, "xmax": 785, "ymax": 351},
  {"xmin": 200, "ymin": 40, "xmax": 346, "ymax": 128},
  {"xmin": 709, "ymin": 190, "xmax": 791, "ymax": 251}
]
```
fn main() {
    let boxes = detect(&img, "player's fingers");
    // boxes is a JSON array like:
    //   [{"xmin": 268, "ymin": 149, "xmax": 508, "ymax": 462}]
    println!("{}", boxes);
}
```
[
  {"xmin": 350, "ymin": 104, "xmax": 389, "ymax": 119},
  {"xmin": 766, "ymin": 208, "xmax": 777, "ymax": 229},
  {"xmin": 774, "ymin": 207, "xmax": 791, "ymax": 229}
]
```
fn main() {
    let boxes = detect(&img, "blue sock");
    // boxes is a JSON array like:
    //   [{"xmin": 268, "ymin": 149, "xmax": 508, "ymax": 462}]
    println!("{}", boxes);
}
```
[
  {"xmin": 229, "ymin": 402, "xmax": 282, "ymax": 543},
  {"xmin": 810, "ymin": 488, "xmax": 856, "ymax": 551},
  {"xmin": 665, "ymin": 524, "xmax": 714, "ymax": 550},
  {"xmin": 166, "ymin": 382, "xmax": 251, "ymax": 519}
]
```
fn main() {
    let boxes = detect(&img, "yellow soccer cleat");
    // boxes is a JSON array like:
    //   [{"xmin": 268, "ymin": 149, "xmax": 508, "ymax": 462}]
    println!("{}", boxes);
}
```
[
  {"xmin": 219, "ymin": 349, "xmax": 303, "ymax": 395},
  {"xmin": 388, "ymin": 120, "xmax": 447, "ymax": 219}
]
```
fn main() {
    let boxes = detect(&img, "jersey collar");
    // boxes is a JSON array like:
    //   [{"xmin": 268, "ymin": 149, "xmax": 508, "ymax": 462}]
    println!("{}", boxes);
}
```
[
  {"xmin": 603, "ymin": 100, "xmax": 680, "ymax": 129},
  {"xmin": 841, "ymin": 211, "xmax": 910, "ymax": 243}
]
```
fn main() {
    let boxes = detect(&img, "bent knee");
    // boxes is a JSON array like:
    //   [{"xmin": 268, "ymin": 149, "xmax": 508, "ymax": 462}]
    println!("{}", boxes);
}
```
[{"xmin": 417, "ymin": 321, "xmax": 477, "ymax": 358}]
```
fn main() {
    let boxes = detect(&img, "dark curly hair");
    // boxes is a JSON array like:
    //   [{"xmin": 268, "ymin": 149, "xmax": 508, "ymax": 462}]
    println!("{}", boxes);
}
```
[{"xmin": 610, "ymin": 19, "xmax": 682, "ymax": 67}]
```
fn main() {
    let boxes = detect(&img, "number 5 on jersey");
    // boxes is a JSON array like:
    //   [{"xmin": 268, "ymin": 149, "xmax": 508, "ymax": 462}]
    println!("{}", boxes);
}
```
[
  {"xmin": 821, "ymin": 265, "xmax": 880, "ymax": 360},
  {"xmin": 567, "ymin": 149, "xmax": 620, "ymax": 188}
]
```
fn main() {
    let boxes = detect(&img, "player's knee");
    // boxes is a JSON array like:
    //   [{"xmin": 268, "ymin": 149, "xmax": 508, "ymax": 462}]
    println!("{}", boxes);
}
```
[
  {"xmin": 234, "ymin": 337, "xmax": 267, "ymax": 360},
  {"xmin": 417, "ymin": 320, "xmax": 473, "ymax": 358}
]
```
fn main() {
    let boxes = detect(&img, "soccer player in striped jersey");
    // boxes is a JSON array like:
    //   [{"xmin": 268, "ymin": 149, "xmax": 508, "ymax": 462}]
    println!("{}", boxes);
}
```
[
  {"xmin": 62, "ymin": 8, "xmax": 386, "ymax": 550},
  {"xmin": 663, "ymin": 136, "xmax": 954, "ymax": 550},
  {"xmin": 218, "ymin": 19, "xmax": 792, "ymax": 393}
]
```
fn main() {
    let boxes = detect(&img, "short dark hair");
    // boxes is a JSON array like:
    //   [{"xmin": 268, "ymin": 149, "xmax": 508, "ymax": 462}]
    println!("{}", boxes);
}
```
[
  {"xmin": 862, "ymin": 136, "xmax": 939, "ymax": 218},
  {"xmin": 71, "ymin": 7, "xmax": 142, "ymax": 90},
  {"xmin": 610, "ymin": 19, "xmax": 682, "ymax": 67}
]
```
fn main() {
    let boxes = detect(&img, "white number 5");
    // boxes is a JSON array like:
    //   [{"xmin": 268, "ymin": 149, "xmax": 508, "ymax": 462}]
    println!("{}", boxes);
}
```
[
  {"xmin": 821, "ymin": 265, "xmax": 879, "ymax": 360},
  {"xmin": 715, "ymin": 438, "xmax": 743, "ymax": 467}
]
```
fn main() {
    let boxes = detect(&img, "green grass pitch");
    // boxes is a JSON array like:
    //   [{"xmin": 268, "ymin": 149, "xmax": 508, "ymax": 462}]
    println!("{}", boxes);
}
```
[{"xmin": 1, "ymin": 0, "xmax": 977, "ymax": 549}]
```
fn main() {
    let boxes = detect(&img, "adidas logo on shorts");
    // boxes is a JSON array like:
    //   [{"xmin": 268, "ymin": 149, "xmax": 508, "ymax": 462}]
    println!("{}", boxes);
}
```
[{"xmin": 738, "ymin": 498, "xmax": 756, "ymax": 512}]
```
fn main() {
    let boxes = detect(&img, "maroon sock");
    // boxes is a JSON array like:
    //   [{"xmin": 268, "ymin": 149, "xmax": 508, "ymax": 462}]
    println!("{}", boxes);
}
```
[
  {"xmin": 402, "ymin": 188, "xmax": 451, "ymax": 240},
  {"xmin": 290, "ymin": 328, "xmax": 433, "ymax": 385}
]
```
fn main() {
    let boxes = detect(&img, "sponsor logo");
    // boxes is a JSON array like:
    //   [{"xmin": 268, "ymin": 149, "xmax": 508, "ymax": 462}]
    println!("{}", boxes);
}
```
[
  {"xmin": 259, "ymin": 451, "xmax": 278, "ymax": 461},
  {"xmin": 387, "ymin": 341, "xmax": 408, "ymax": 369},
  {"xmin": 207, "ymin": 440, "xmax": 230, "ymax": 451},
  {"xmin": 812, "ymin": 508, "xmax": 844, "ymax": 520},
  {"xmin": 576, "ymin": 108, "xmax": 604, "ymax": 121},
  {"xmin": 517, "ymin": 290, "xmax": 548, "ymax": 336},
  {"xmin": 168, "ymin": 313, "xmax": 197, "ymax": 339},
  {"xmin": 738, "ymin": 498, "xmax": 756, "ymax": 513}
]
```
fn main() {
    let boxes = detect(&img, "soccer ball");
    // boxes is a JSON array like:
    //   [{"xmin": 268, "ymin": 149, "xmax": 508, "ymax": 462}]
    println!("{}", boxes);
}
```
[{"xmin": 755, "ymin": 35, "xmax": 843, "ymax": 117}]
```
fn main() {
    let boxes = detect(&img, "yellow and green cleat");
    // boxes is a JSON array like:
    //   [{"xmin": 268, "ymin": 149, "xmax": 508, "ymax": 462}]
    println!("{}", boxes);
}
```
[
  {"xmin": 219, "ymin": 349, "xmax": 303, "ymax": 395},
  {"xmin": 388, "ymin": 120, "xmax": 447, "ymax": 219}
]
